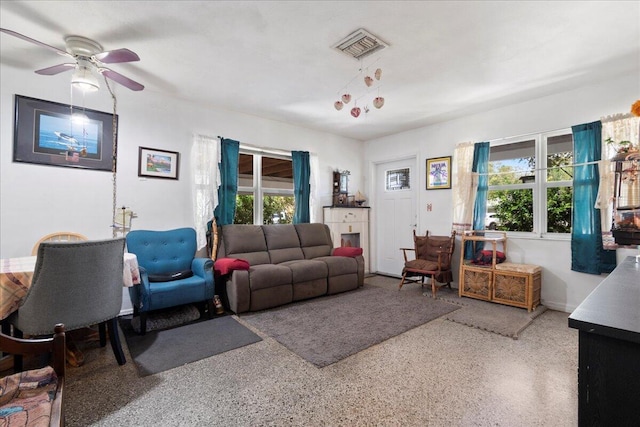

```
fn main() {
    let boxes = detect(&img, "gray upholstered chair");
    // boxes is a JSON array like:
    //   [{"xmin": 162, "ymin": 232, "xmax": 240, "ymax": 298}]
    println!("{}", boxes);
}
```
[{"xmin": 7, "ymin": 238, "xmax": 127, "ymax": 367}]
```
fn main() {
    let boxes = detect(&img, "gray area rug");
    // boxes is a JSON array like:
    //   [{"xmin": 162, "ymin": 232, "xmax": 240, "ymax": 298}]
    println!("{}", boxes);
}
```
[
  {"xmin": 121, "ymin": 315, "xmax": 262, "ymax": 376},
  {"xmin": 241, "ymin": 284, "xmax": 460, "ymax": 367},
  {"xmin": 436, "ymin": 287, "xmax": 548, "ymax": 339}
]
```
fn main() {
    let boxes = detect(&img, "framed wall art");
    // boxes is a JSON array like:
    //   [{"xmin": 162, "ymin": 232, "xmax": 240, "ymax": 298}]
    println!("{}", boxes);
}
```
[
  {"xmin": 426, "ymin": 156, "xmax": 451, "ymax": 190},
  {"xmin": 13, "ymin": 95, "xmax": 118, "ymax": 171},
  {"xmin": 138, "ymin": 147, "xmax": 180, "ymax": 180}
]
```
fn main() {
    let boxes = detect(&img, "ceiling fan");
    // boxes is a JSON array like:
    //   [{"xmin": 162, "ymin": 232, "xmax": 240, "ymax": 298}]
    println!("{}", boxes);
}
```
[{"xmin": 0, "ymin": 28, "xmax": 144, "ymax": 91}]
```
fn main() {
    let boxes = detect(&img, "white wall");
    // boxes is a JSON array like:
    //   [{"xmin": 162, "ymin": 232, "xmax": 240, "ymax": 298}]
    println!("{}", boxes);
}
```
[
  {"xmin": 0, "ymin": 65, "xmax": 364, "ymax": 258},
  {"xmin": 1, "ymin": 66, "xmax": 363, "ymax": 314},
  {"xmin": 364, "ymin": 71, "xmax": 639, "ymax": 313},
  {"xmin": 3, "ymin": 63, "xmax": 637, "ymax": 315}
]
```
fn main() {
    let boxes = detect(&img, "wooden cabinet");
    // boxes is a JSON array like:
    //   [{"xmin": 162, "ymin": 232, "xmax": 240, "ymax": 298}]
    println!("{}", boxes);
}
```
[
  {"xmin": 459, "ymin": 231, "xmax": 507, "ymax": 301},
  {"xmin": 569, "ymin": 256, "xmax": 640, "ymax": 426},
  {"xmin": 459, "ymin": 231, "xmax": 541, "ymax": 311},
  {"xmin": 323, "ymin": 207, "xmax": 370, "ymax": 272}
]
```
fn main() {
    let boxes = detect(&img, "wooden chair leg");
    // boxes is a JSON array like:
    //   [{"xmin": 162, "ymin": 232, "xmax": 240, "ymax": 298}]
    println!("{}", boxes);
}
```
[
  {"xmin": 13, "ymin": 328, "xmax": 23, "ymax": 372},
  {"xmin": 399, "ymin": 272, "xmax": 407, "ymax": 290},
  {"xmin": 431, "ymin": 275, "xmax": 438, "ymax": 299},
  {"xmin": 107, "ymin": 318, "xmax": 126, "ymax": 366}
]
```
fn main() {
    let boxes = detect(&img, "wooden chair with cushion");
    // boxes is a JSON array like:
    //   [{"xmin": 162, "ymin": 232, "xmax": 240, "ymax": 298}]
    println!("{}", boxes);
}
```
[
  {"xmin": 399, "ymin": 230, "xmax": 456, "ymax": 298},
  {"xmin": 0, "ymin": 324, "xmax": 66, "ymax": 427},
  {"xmin": 31, "ymin": 232, "xmax": 88, "ymax": 256}
]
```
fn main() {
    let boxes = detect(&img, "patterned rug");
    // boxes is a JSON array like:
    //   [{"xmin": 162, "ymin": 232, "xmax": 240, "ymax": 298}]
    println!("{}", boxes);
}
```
[
  {"xmin": 129, "ymin": 304, "xmax": 201, "ymax": 334},
  {"xmin": 436, "ymin": 287, "xmax": 547, "ymax": 339}
]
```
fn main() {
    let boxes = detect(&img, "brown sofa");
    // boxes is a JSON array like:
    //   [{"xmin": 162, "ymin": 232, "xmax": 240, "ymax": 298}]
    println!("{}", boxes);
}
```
[{"xmin": 216, "ymin": 223, "xmax": 364, "ymax": 313}]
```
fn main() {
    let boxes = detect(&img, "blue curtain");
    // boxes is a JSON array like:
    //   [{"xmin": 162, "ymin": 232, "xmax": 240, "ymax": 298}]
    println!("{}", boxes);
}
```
[
  {"xmin": 292, "ymin": 151, "xmax": 311, "ymax": 223},
  {"xmin": 214, "ymin": 138, "xmax": 240, "ymax": 226},
  {"xmin": 465, "ymin": 142, "xmax": 490, "ymax": 259},
  {"xmin": 571, "ymin": 122, "xmax": 616, "ymax": 274}
]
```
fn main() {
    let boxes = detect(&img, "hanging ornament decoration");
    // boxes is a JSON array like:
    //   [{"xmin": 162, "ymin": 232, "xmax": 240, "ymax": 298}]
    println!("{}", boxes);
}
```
[{"xmin": 333, "ymin": 60, "xmax": 385, "ymax": 119}]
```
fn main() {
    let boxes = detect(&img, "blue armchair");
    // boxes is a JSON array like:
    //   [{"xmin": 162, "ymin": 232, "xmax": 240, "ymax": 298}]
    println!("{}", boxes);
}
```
[{"xmin": 125, "ymin": 228, "xmax": 215, "ymax": 334}]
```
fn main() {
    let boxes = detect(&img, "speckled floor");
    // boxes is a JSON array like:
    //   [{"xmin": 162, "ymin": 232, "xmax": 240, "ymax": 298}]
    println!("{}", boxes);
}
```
[{"xmin": 64, "ymin": 276, "xmax": 578, "ymax": 426}]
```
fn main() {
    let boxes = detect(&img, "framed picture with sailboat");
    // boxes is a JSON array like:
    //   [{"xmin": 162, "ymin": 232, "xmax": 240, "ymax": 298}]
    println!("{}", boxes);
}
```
[{"xmin": 13, "ymin": 95, "xmax": 117, "ymax": 171}]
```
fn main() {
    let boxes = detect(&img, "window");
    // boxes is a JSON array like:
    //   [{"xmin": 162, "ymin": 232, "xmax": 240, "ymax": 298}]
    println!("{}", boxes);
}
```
[
  {"xmin": 487, "ymin": 130, "xmax": 573, "ymax": 235},
  {"xmin": 235, "ymin": 151, "xmax": 295, "ymax": 225}
]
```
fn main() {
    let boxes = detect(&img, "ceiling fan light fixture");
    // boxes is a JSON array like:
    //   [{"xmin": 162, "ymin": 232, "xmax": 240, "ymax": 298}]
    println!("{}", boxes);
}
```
[{"xmin": 71, "ymin": 60, "xmax": 100, "ymax": 92}]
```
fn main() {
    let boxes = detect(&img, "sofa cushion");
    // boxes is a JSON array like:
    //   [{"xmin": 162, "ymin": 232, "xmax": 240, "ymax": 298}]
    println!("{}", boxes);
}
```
[
  {"xmin": 314, "ymin": 256, "xmax": 358, "ymax": 276},
  {"xmin": 263, "ymin": 225, "xmax": 304, "ymax": 264},
  {"xmin": 221, "ymin": 225, "xmax": 270, "ymax": 265},
  {"xmin": 247, "ymin": 264, "xmax": 292, "ymax": 291},
  {"xmin": 333, "ymin": 247, "xmax": 363, "ymax": 257},
  {"xmin": 280, "ymin": 259, "xmax": 328, "ymax": 282},
  {"xmin": 0, "ymin": 366, "xmax": 58, "ymax": 426},
  {"xmin": 295, "ymin": 223, "xmax": 333, "ymax": 259}
]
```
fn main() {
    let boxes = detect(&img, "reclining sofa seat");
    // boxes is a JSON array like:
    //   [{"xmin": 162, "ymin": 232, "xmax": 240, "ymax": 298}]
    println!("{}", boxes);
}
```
[{"xmin": 217, "ymin": 223, "xmax": 364, "ymax": 313}]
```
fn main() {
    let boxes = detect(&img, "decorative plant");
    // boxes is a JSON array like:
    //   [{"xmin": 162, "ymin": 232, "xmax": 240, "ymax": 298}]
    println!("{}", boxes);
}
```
[{"xmin": 605, "ymin": 137, "xmax": 637, "ymax": 154}]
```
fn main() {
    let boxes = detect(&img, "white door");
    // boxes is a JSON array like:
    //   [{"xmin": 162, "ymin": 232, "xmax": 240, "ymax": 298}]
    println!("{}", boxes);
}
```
[{"xmin": 375, "ymin": 157, "xmax": 417, "ymax": 276}]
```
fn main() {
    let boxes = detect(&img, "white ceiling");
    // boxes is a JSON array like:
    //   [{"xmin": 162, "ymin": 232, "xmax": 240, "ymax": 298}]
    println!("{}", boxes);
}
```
[{"xmin": 1, "ymin": 1, "xmax": 639, "ymax": 141}]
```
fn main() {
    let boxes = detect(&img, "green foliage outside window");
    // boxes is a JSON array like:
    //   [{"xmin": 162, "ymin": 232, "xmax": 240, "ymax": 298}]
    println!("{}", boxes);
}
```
[
  {"xmin": 234, "ymin": 194, "xmax": 294, "ymax": 225},
  {"xmin": 488, "ymin": 152, "xmax": 572, "ymax": 233},
  {"xmin": 234, "ymin": 194, "xmax": 254, "ymax": 224},
  {"xmin": 489, "ymin": 189, "xmax": 534, "ymax": 232}
]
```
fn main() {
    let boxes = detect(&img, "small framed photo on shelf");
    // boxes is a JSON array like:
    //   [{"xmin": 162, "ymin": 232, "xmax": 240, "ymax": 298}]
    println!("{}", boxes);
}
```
[
  {"xmin": 138, "ymin": 147, "xmax": 180, "ymax": 180},
  {"xmin": 426, "ymin": 156, "xmax": 452, "ymax": 190}
]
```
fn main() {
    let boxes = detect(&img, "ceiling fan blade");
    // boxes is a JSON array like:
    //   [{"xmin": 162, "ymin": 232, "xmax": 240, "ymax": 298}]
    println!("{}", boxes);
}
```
[
  {"xmin": 94, "ymin": 48, "xmax": 140, "ymax": 64},
  {"xmin": 0, "ymin": 28, "xmax": 72, "ymax": 59},
  {"xmin": 35, "ymin": 63, "xmax": 76, "ymax": 75},
  {"xmin": 100, "ymin": 68, "xmax": 144, "ymax": 91}
]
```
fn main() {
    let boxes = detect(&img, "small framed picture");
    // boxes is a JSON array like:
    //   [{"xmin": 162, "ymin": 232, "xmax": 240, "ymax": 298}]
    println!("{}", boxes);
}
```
[
  {"xmin": 426, "ymin": 156, "xmax": 451, "ymax": 190},
  {"xmin": 138, "ymin": 147, "xmax": 180, "ymax": 180}
]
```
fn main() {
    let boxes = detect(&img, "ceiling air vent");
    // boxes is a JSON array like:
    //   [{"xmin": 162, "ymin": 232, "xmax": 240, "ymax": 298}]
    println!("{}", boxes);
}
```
[{"xmin": 333, "ymin": 28, "xmax": 388, "ymax": 60}]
